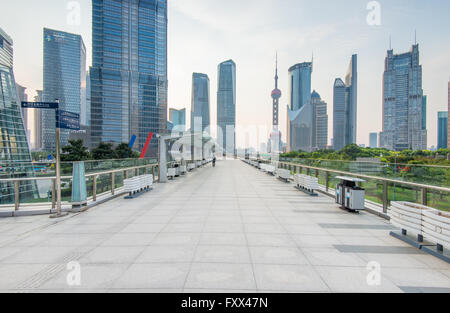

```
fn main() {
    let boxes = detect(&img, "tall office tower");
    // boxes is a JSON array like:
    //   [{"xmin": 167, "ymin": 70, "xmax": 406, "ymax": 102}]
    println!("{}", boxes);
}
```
[
  {"xmin": 287, "ymin": 62, "xmax": 313, "ymax": 152},
  {"xmin": 16, "ymin": 84, "xmax": 30, "ymax": 143},
  {"xmin": 82, "ymin": 71, "xmax": 91, "ymax": 127},
  {"xmin": 438, "ymin": 112, "xmax": 448, "ymax": 149},
  {"xmin": 448, "ymin": 80, "xmax": 450, "ymax": 149},
  {"xmin": 169, "ymin": 108, "xmax": 186, "ymax": 132},
  {"xmin": 311, "ymin": 91, "xmax": 328, "ymax": 150},
  {"xmin": 217, "ymin": 60, "xmax": 236, "ymax": 155},
  {"xmin": 191, "ymin": 73, "xmax": 210, "ymax": 134},
  {"xmin": 333, "ymin": 55, "xmax": 358, "ymax": 151},
  {"xmin": 370, "ymin": 132, "xmax": 378, "ymax": 148},
  {"xmin": 0, "ymin": 28, "xmax": 37, "ymax": 204},
  {"xmin": 43, "ymin": 28, "xmax": 86, "ymax": 151},
  {"xmin": 380, "ymin": 44, "xmax": 427, "ymax": 151},
  {"xmin": 90, "ymin": 0, "xmax": 168, "ymax": 155},
  {"xmin": 33, "ymin": 90, "xmax": 43, "ymax": 151},
  {"xmin": 270, "ymin": 54, "xmax": 282, "ymax": 153}
]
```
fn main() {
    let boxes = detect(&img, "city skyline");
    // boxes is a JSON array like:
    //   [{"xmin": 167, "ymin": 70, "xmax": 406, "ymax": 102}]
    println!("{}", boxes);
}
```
[{"xmin": 2, "ymin": 0, "xmax": 450, "ymax": 148}]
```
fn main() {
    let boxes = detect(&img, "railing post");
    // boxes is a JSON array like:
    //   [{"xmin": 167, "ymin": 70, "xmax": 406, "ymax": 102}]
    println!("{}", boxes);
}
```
[
  {"xmin": 135, "ymin": 168, "xmax": 139, "ymax": 176},
  {"xmin": 325, "ymin": 171, "xmax": 329, "ymax": 192},
  {"xmin": 111, "ymin": 172, "xmax": 115, "ymax": 195},
  {"xmin": 383, "ymin": 181, "xmax": 388, "ymax": 214},
  {"xmin": 315, "ymin": 169, "xmax": 319, "ymax": 178},
  {"xmin": 421, "ymin": 187, "xmax": 427, "ymax": 206},
  {"xmin": 93, "ymin": 175, "xmax": 97, "ymax": 202},
  {"xmin": 14, "ymin": 181, "xmax": 20, "ymax": 211},
  {"xmin": 51, "ymin": 178, "xmax": 56, "ymax": 209},
  {"xmin": 124, "ymin": 170, "xmax": 129, "ymax": 180},
  {"xmin": 152, "ymin": 166, "xmax": 156, "ymax": 182}
]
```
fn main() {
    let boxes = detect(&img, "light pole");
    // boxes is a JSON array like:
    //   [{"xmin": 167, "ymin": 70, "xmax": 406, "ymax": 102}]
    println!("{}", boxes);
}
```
[{"xmin": 51, "ymin": 100, "xmax": 68, "ymax": 218}]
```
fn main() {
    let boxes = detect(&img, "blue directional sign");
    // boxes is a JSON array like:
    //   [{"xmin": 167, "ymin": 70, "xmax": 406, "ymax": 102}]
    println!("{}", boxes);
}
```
[
  {"xmin": 56, "ymin": 109, "xmax": 80, "ymax": 130},
  {"xmin": 21, "ymin": 101, "xmax": 59, "ymax": 109}
]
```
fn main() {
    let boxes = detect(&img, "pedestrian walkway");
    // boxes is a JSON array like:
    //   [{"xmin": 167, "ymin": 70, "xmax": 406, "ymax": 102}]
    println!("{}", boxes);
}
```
[{"xmin": 0, "ymin": 159, "xmax": 449, "ymax": 293}]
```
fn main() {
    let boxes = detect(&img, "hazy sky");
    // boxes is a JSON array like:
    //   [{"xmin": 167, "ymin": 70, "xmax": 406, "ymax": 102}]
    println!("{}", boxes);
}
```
[{"xmin": 1, "ymin": 0, "xmax": 450, "ymax": 148}]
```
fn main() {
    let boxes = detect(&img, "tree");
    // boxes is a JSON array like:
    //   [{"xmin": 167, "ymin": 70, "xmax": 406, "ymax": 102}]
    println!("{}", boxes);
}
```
[
  {"xmin": 91, "ymin": 142, "xmax": 115, "ymax": 160},
  {"xmin": 61, "ymin": 140, "xmax": 90, "ymax": 162},
  {"xmin": 114, "ymin": 143, "xmax": 139, "ymax": 159}
]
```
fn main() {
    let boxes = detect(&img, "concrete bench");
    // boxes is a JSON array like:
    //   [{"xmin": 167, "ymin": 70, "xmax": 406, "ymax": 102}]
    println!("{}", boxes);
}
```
[
  {"xmin": 180, "ymin": 165, "xmax": 187, "ymax": 175},
  {"xmin": 168, "ymin": 168, "xmax": 177, "ymax": 179},
  {"xmin": 124, "ymin": 174, "xmax": 153, "ymax": 198},
  {"xmin": 294, "ymin": 174, "xmax": 319, "ymax": 196},
  {"xmin": 188, "ymin": 163, "xmax": 196, "ymax": 171},
  {"xmin": 277, "ymin": 169, "xmax": 291, "ymax": 182}
]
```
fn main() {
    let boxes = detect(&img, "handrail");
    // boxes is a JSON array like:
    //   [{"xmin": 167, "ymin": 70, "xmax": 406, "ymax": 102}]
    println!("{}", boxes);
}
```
[{"xmin": 277, "ymin": 161, "xmax": 450, "ymax": 193}]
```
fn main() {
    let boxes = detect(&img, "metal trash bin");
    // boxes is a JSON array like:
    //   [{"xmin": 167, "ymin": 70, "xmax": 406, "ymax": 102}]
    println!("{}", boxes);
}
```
[{"xmin": 336, "ymin": 176, "xmax": 366, "ymax": 212}]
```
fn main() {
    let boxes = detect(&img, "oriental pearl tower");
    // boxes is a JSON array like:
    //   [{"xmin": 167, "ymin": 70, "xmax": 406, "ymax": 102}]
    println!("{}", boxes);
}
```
[{"xmin": 270, "ymin": 54, "xmax": 282, "ymax": 153}]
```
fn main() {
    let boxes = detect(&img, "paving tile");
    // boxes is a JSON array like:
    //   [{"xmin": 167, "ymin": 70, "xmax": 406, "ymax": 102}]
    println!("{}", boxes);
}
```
[
  {"xmin": 246, "ymin": 234, "xmax": 297, "ymax": 247},
  {"xmin": 185, "ymin": 263, "xmax": 256, "ymax": 290},
  {"xmin": 250, "ymin": 247, "xmax": 309, "ymax": 265},
  {"xmin": 79, "ymin": 247, "xmax": 144, "ymax": 264},
  {"xmin": 113, "ymin": 263, "xmax": 190, "ymax": 289},
  {"xmin": 253, "ymin": 264, "xmax": 329, "ymax": 292},
  {"xmin": 303, "ymin": 248, "xmax": 367, "ymax": 267},
  {"xmin": 199, "ymin": 233, "xmax": 247, "ymax": 246},
  {"xmin": 135, "ymin": 246, "xmax": 195, "ymax": 263}
]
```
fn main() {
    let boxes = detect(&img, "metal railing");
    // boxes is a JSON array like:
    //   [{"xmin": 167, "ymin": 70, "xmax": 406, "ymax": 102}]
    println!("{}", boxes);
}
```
[
  {"xmin": 0, "ymin": 160, "xmax": 188, "ymax": 212},
  {"xmin": 256, "ymin": 159, "xmax": 450, "ymax": 213}
]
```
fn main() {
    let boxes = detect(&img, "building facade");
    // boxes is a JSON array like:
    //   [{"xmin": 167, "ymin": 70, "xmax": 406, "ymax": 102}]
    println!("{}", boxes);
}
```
[
  {"xmin": 380, "ymin": 44, "xmax": 427, "ymax": 151},
  {"xmin": 90, "ymin": 0, "xmax": 168, "ymax": 156},
  {"xmin": 311, "ymin": 91, "xmax": 328, "ymax": 150},
  {"xmin": 370, "ymin": 132, "xmax": 378, "ymax": 148},
  {"xmin": 448, "ymin": 80, "xmax": 450, "ymax": 149},
  {"xmin": 191, "ymin": 73, "xmax": 210, "ymax": 134},
  {"xmin": 438, "ymin": 111, "xmax": 448, "ymax": 150},
  {"xmin": 333, "ymin": 55, "xmax": 357, "ymax": 151},
  {"xmin": 217, "ymin": 60, "xmax": 236, "ymax": 155},
  {"xmin": 169, "ymin": 108, "xmax": 186, "ymax": 132},
  {"xmin": 287, "ymin": 62, "xmax": 313, "ymax": 152},
  {"xmin": 0, "ymin": 28, "xmax": 38, "ymax": 204},
  {"xmin": 43, "ymin": 28, "xmax": 86, "ymax": 151}
]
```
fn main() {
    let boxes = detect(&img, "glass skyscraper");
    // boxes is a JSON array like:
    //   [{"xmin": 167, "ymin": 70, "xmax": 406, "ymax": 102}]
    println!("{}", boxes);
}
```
[
  {"xmin": 370, "ymin": 132, "xmax": 378, "ymax": 148},
  {"xmin": 438, "ymin": 112, "xmax": 448, "ymax": 150},
  {"xmin": 43, "ymin": 28, "xmax": 86, "ymax": 151},
  {"xmin": 287, "ymin": 62, "xmax": 313, "ymax": 152},
  {"xmin": 0, "ymin": 28, "xmax": 37, "ymax": 204},
  {"xmin": 90, "ymin": 0, "xmax": 168, "ymax": 157},
  {"xmin": 333, "ymin": 55, "xmax": 357, "ymax": 151},
  {"xmin": 380, "ymin": 44, "xmax": 427, "ymax": 151},
  {"xmin": 191, "ymin": 73, "xmax": 210, "ymax": 134},
  {"xmin": 169, "ymin": 108, "xmax": 186, "ymax": 132},
  {"xmin": 311, "ymin": 91, "xmax": 328, "ymax": 150},
  {"xmin": 217, "ymin": 60, "xmax": 236, "ymax": 155}
]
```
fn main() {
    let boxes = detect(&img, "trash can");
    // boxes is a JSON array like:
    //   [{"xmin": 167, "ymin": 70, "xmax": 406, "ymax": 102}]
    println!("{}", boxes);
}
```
[{"xmin": 336, "ymin": 176, "xmax": 366, "ymax": 211}]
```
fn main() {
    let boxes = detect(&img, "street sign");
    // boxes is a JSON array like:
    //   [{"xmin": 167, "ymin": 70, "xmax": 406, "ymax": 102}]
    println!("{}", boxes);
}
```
[
  {"xmin": 56, "ymin": 109, "xmax": 80, "ymax": 130},
  {"xmin": 21, "ymin": 101, "xmax": 59, "ymax": 109}
]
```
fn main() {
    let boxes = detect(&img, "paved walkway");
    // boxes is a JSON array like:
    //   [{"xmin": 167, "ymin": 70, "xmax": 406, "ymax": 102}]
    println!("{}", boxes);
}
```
[{"xmin": 0, "ymin": 159, "xmax": 449, "ymax": 293}]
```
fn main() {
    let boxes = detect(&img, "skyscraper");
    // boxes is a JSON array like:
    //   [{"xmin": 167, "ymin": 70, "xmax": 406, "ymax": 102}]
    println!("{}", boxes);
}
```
[
  {"xmin": 191, "ymin": 73, "xmax": 210, "ymax": 134},
  {"xmin": 0, "ymin": 27, "xmax": 37, "ymax": 204},
  {"xmin": 217, "ymin": 60, "xmax": 236, "ymax": 155},
  {"xmin": 448, "ymin": 79, "xmax": 450, "ymax": 149},
  {"xmin": 370, "ymin": 132, "xmax": 378, "ymax": 148},
  {"xmin": 333, "ymin": 55, "xmax": 357, "ymax": 151},
  {"xmin": 287, "ymin": 62, "xmax": 313, "ymax": 152},
  {"xmin": 380, "ymin": 44, "xmax": 427, "ymax": 151},
  {"xmin": 311, "ymin": 91, "xmax": 328, "ymax": 150},
  {"xmin": 288, "ymin": 62, "xmax": 312, "ymax": 111},
  {"xmin": 438, "ymin": 112, "xmax": 448, "ymax": 150},
  {"xmin": 43, "ymin": 28, "xmax": 86, "ymax": 151},
  {"xmin": 33, "ymin": 90, "xmax": 43, "ymax": 151},
  {"xmin": 90, "ymin": 0, "xmax": 168, "ymax": 156},
  {"xmin": 169, "ymin": 108, "xmax": 186, "ymax": 132}
]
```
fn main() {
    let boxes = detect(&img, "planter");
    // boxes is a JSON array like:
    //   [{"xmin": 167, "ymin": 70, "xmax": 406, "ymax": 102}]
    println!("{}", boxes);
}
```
[
  {"xmin": 389, "ymin": 202, "xmax": 432, "ymax": 236},
  {"xmin": 422, "ymin": 210, "xmax": 450, "ymax": 250}
]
